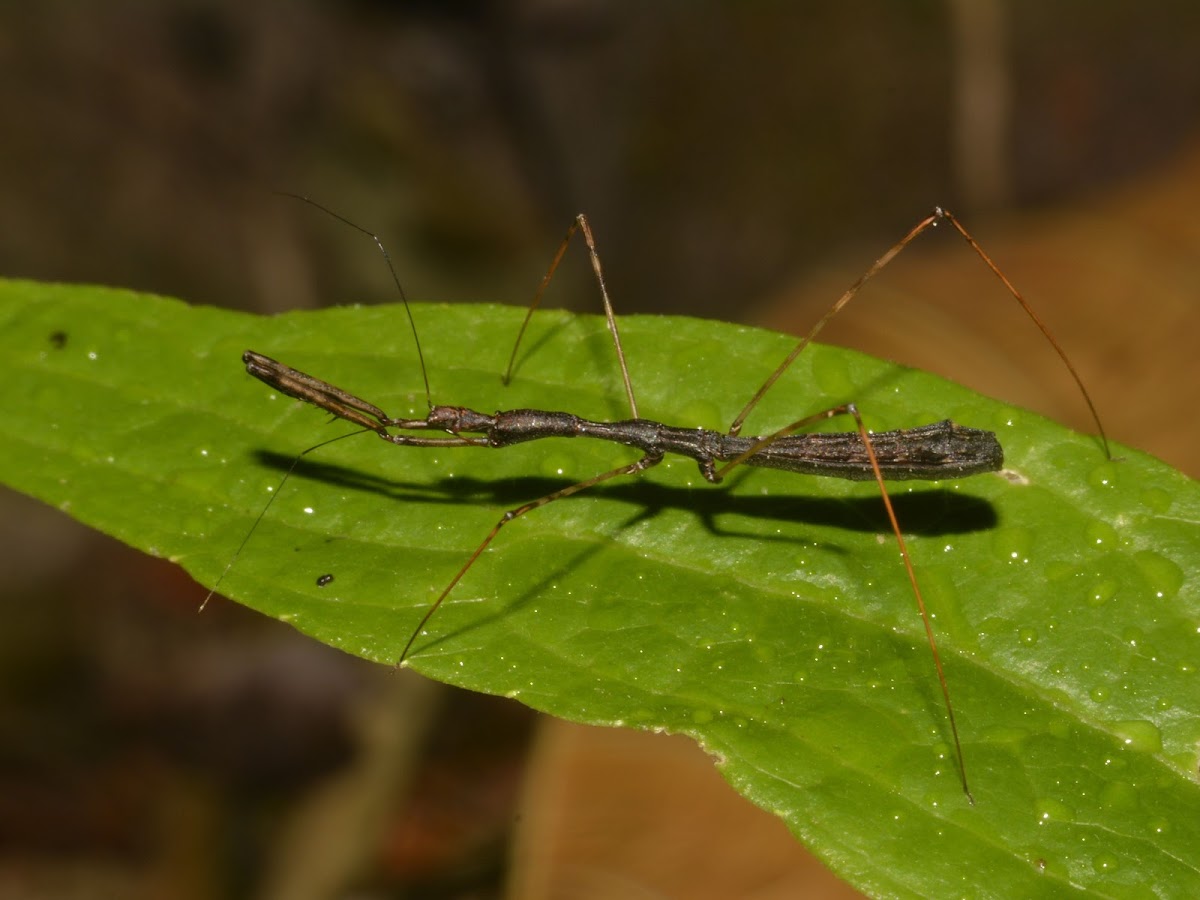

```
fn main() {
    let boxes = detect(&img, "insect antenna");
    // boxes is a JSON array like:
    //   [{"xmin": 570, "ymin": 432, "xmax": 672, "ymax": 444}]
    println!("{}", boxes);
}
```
[
  {"xmin": 199, "ymin": 428, "xmax": 368, "ymax": 612},
  {"xmin": 274, "ymin": 191, "xmax": 433, "ymax": 412}
]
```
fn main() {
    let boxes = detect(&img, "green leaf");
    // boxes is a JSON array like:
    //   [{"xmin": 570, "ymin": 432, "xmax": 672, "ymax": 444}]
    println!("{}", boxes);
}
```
[{"xmin": 2, "ymin": 277, "xmax": 1198, "ymax": 897}]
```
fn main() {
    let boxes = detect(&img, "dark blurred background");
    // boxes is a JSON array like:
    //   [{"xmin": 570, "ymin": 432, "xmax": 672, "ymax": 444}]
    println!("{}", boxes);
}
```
[{"xmin": 2, "ymin": 2, "xmax": 1199, "ymax": 898}]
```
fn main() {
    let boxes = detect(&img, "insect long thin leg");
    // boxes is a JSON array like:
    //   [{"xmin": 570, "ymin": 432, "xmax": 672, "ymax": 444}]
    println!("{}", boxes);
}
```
[
  {"xmin": 728, "ymin": 214, "xmax": 938, "ymax": 437},
  {"xmin": 397, "ymin": 450, "xmax": 664, "ymax": 665},
  {"xmin": 937, "ymin": 208, "xmax": 1110, "ymax": 458},
  {"xmin": 504, "ymin": 214, "xmax": 639, "ymax": 418},
  {"xmin": 848, "ymin": 401, "xmax": 973, "ymax": 803},
  {"xmin": 713, "ymin": 400, "xmax": 973, "ymax": 801},
  {"xmin": 504, "ymin": 218, "xmax": 579, "ymax": 388},
  {"xmin": 727, "ymin": 208, "xmax": 1110, "ymax": 462}
]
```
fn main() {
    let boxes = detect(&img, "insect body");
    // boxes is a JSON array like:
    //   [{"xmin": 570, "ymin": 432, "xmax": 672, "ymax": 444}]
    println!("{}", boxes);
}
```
[
  {"xmin": 216, "ymin": 205, "xmax": 1110, "ymax": 804},
  {"xmin": 246, "ymin": 350, "xmax": 1003, "ymax": 482}
]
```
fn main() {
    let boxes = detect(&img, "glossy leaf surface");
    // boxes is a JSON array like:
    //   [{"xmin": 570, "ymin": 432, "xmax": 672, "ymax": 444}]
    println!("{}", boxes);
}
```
[{"xmin": 1, "ymin": 279, "xmax": 1197, "ymax": 897}]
